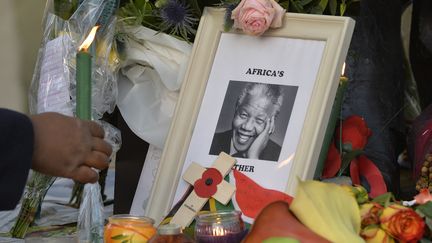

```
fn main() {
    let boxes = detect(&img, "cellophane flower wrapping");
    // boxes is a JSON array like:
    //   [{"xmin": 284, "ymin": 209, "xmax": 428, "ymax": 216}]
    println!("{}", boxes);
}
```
[
  {"xmin": 11, "ymin": 0, "xmax": 121, "ymax": 239},
  {"xmin": 78, "ymin": 121, "xmax": 121, "ymax": 243}
]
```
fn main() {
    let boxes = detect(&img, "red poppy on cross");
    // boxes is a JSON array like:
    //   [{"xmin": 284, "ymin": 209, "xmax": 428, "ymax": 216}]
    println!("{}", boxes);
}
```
[{"xmin": 170, "ymin": 152, "xmax": 237, "ymax": 228}]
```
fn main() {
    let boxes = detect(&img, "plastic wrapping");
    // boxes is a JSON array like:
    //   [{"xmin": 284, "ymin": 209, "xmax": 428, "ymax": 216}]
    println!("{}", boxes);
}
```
[
  {"xmin": 77, "ymin": 119, "xmax": 120, "ymax": 243},
  {"xmin": 117, "ymin": 25, "xmax": 192, "ymax": 148},
  {"xmin": 29, "ymin": 0, "xmax": 119, "ymax": 119}
]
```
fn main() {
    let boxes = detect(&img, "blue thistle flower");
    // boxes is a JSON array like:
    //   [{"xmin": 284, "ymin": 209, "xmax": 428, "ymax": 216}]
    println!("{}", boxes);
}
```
[
  {"xmin": 223, "ymin": 3, "xmax": 237, "ymax": 31},
  {"xmin": 158, "ymin": 0, "xmax": 198, "ymax": 41}
]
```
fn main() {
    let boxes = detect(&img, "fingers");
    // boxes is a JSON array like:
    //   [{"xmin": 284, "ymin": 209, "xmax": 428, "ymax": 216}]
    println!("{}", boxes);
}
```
[
  {"xmin": 72, "ymin": 166, "xmax": 99, "ymax": 184},
  {"xmin": 92, "ymin": 137, "xmax": 113, "ymax": 156},
  {"xmin": 270, "ymin": 116, "xmax": 275, "ymax": 134},
  {"xmin": 85, "ymin": 120, "xmax": 105, "ymax": 138},
  {"xmin": 85, "ymin": 150, "xmax": 110, "ymax": 170},
  {"xmin": 265, "ymin": 117, "xmax": 272, "ymax": 135}
]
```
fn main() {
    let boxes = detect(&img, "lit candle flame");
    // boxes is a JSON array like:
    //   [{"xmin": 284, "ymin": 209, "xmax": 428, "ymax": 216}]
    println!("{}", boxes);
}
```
[
  {"xmin": 212, "ymin": 226, "xmax": 227, "ymax": 236},
  {"xmin": 79, "ymin": 26, "xmax": 99, "ymax": 52},
  {"xmin": 341, "ymin": 62, "xmax": 346, "ymax": 77}
]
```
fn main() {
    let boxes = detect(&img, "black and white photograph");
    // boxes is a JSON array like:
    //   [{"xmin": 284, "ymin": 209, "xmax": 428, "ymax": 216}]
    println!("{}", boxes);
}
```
[{"xmin": 209, "ymin": 81, "xmax": 298, "ymax": 162}]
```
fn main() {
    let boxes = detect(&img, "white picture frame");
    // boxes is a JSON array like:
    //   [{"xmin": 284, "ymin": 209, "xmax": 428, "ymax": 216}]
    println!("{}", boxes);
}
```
[{"xmin": 145, "ymin": 7, "xmax": 355, "ymax": 224}]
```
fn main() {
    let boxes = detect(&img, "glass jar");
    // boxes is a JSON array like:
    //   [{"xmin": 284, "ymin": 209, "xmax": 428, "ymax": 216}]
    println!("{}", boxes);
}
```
[
  {"xmin": 194, "ymin": 211, "xmax": 247, "ymax": 243},
  {"xmin": 148, "ymin": 224, "xmax": 195, "ymax": 243},
  {"xmin": 104, "ymin": 214, "xmax": 157, "ymax": 243}
]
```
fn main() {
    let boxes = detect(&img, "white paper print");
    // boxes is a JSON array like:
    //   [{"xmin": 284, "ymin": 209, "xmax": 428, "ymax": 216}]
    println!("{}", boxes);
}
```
[
  {"xmin": 37, "ymin": 35, "xmax": 73, "ymax": 116},
  {"xmin": 173, "ymin": 33, "xmax": 326, "ymax": 224}
]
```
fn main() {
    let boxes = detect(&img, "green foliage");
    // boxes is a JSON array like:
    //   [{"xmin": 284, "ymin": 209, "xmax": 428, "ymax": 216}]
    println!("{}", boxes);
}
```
[
  {"xmin": 118, "ymin": 0, "xmax": 159, "ymax": 29},
  {"xmin": 118, "ymin": 0, "xmax": 359, "ymax": 42},
  {"xmin": 263, "ymin": 237, "xmax": 300, "ymax": 243},
  {"xmin": 118, "ymin": 0, "xmax": 199, "ymax": 42},
  {"xmin": 284, "ymin": 0, "xmax": 357, "ymax": 16},
  {"xmin": 338, "ymin": 149, "xmax": 363, "ymax": 176},
  {"xmin": 417, "ymin": 201, "xmax": 432, "ymax": 219},
  {"xmin": 371, "ymin": 192, "xmax": 396, "ymax": 207}
]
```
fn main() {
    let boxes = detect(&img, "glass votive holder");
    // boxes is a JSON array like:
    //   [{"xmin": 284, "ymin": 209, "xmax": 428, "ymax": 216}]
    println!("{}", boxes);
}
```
[
  {"xmin": 194, "ymin": 210, "xmax": 247, "ymax": 243},
  {"xmin": 104, "ymin": 214, "xmax": 157, "ymax": 243}
]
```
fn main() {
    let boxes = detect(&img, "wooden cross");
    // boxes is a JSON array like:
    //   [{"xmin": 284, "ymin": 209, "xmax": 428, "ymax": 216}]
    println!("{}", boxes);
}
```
[{"xmin": 170, "ymin": 152, "xmax": 237, "ymax": 228}]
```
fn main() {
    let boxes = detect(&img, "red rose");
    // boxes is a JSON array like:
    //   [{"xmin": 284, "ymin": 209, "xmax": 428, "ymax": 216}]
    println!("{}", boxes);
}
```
[
  {"xmin": 321, "ymin": 141, "xmax": 342, "ymax": 179},
  {"xmin": 336, "ymin": 115, "xmax": 372, "ymax": 151}
]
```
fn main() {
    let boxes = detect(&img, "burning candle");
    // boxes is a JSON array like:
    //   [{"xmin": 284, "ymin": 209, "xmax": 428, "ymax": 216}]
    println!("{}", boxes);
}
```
[
  {"xmin": 194, "ymin": 211, "xmax": 247, "ymax": 243},
  {"xmin": 104, "ymin": 214, "xmax": 157, "ymax": 243},
  {"xmin": 340, "ymin": 62, "xmax": 348, "ymax": 83},
  {"xmin": 76, "ymin": 26, "xmax": 99, "ymax": 120}
]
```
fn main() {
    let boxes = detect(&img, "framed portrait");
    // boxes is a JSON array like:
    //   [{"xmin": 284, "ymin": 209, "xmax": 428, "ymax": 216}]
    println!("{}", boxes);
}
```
[{"xmin": 145, "ymin": 7, "xmax": 355, "ymax": 224}]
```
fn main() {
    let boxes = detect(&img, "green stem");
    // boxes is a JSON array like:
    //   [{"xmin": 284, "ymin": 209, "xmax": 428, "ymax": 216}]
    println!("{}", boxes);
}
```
[
  {"xmin": 69, "ymin": 182, "xmax": 84, "ymax": 208},
  {"xmin": 10, "ymin": 172, "xmax": 55, "ymax": 238}
]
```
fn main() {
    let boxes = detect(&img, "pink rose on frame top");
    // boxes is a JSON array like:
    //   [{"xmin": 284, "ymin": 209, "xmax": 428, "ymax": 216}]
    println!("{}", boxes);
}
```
[{"xmin": 231, "ymin": 0, "xmax": 285, "ymax": 36}]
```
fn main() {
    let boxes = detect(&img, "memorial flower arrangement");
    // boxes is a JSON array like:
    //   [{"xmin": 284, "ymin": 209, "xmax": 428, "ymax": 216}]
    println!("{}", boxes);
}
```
[
  {"xmin": 247, "ymin": 180, "xmax": 432, "ymax": 242},
  {"xmin": 117, "ymin": 0, "xmax": 358, "ymax": 41}
]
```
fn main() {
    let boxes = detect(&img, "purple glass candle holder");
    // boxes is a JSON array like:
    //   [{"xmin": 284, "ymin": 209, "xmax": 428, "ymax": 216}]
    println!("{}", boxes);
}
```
[{"xmin": 194, "ymin": 210, "xmax": 247, "ymax": 243}]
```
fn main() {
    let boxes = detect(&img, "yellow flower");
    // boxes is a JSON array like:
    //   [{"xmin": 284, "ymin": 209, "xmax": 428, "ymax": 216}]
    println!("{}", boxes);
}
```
[
  {"xmin": 360, "ymin": 225, "xmax": 395, "ymax": 243},
  {"xmin": 359, "ymin": 203, "xmax": 382, "ymax": 227},
  {"xmin": 290, "ymin": 180, "xmax": 363, "ymax": 243},
  {"xmin": 341, "ymin": 185, "xmax": 369, "ymax": 204}
]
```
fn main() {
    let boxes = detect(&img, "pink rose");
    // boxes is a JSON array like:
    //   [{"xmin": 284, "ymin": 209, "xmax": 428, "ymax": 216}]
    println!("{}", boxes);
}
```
[{"xmin": 231, "ymin": 0, "xmax": 285, "ymax": 36}]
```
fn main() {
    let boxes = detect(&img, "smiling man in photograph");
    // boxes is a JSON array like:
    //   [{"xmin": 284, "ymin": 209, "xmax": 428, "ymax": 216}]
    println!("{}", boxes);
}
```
[{"xmin": 209, "ymin": 82, "xmax": 284, "ymax": 161}]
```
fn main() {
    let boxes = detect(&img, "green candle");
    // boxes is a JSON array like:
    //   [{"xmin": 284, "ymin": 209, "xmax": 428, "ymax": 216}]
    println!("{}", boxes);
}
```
[
  {"xmin": 76, "ymin": 50, "xmax": 91, "ymax": 120},
  {"xmin": 76, "ymin": 26, "xmax": 98, "ymax": 120}
]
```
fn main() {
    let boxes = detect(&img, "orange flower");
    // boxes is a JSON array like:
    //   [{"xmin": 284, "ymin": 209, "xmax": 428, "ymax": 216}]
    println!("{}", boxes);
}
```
[
  {"xmin": 360, "ymin": 225, "xmax": 395, "ymax": 243},
  {"xmin": 336, "ymin": 115, "xmax": 372, "ymax": 151},
  {"xmin": 414, "ymin": 189, "xmax": 432, "ymax": 204},
  {"xmin": 380, "ymin": 204, "xmax": 425, "ymax": 242},
  {"xmin": 359, "ymin": 203, "xmax": 383, "ymax": 227}
]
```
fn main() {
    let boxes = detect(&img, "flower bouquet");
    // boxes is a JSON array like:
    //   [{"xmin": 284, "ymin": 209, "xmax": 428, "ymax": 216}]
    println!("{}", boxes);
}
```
[{"xmin": 245, "ymin": 180, "xmax": 432, "ymax": 242}]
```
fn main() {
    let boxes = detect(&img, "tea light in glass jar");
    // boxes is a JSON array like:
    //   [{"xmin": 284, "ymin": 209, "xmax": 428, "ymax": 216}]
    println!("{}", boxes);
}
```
[
  {"xmin": 194, "ymin": 211, "xmax": 248, "ymax": 243},
  {"xmin": 104, "ymin": 214, "xmax": 157, "ymax": 243}
]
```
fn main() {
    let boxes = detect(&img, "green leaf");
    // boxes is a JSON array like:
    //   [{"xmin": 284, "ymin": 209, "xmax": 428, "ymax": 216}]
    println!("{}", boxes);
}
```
[
  {"xmin": 338, "ymin": 149, "xmax": 363, "ymax": 176},
  {"xmin": 263, "ymin": 237, "xmax": 300, "ymax": 243},
  {"xmin": 121, "ymin": 240, "xmax": 129, "ymax": 243},
  {"xmin": 417, "ymin": 201, "xmax": 432, "ymax": 218},
  {"xmin": 111, "ymin": 234, "xmax": 128, "ymax": 240},
  {"xmin": 290, "ymin": 0, "xmax": 305, "ymax": 12},
  {"xmin": 340, "ymin": 0, "xmax": 347, "ymax": 16},
  {"xmin": 420, "ymin": 237, "xmax": 432, "ymax": 243},
  {"xmin": 342, "ymin": 143, "xmax": 353, "ymax": 152},
  {"xmin": 371, "ymin": 192, "xmax": 395, "ymax": 207},
  {"xmin": 283, "ymin": 0, "xmax": 290, "ymax": 11},
  {"xmin": 329, "ymin": 0, "xmax": 337, "ymax": 15},
  {"xmin": 299, "ymin": 0, "xmax": 314, "ymax": 6},
  {"xmin": 318, "ymin": 0, "xmax": 328, "ymax": 10},
  {"xmin": 425, "ymin": 218, "xmax": 432, "ymax": 237},
  {"xmin": 135, "ymin": 0, "xmax": 146, "ymax": 10},
  {"xmin": 308, "ymin": 4, "xmax": 324, "ymax": 14}
]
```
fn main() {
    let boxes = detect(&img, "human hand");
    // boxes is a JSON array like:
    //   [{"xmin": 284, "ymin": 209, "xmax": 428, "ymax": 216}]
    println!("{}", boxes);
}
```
[
  {"xmin": 247, "ymin": 116, "xmax": 275, "ymax": 159},
  {"xmin": 30, "ymin": 112, "xmax": 112, "ymax": 183}
]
